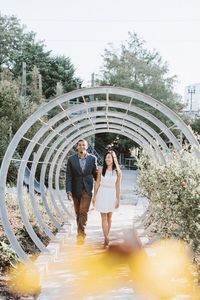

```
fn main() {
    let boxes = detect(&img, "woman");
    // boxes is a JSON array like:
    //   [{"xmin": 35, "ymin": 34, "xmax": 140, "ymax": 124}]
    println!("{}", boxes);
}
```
[{"xmin": 92, "ymin": 150, "xmax": 122, "ymax": 246}]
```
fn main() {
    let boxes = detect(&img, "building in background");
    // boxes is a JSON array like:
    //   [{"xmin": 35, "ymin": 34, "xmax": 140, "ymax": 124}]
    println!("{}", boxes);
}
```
[{"xmin": 183, "ymin": 83, "xmax": 200, "ymax": 118}]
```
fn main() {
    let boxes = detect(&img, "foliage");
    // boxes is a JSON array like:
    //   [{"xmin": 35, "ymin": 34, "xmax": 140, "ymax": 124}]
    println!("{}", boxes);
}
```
[
  {"xmin": 0, "ymin": 239, "xmax": 19, "ymax": 271},
  {"xmin": 0, "ymin": 14, "xmax": 78, "ymax": 100},
  {"xmin": 0, "ymin": 188, "xmax": 61, "ymax": 271},
  {"xmin": 42, "ymin": 55, "xmax": 77, "ymax": 99},
  {"xmin": 95, "ymin": 132, "xmax": 136, "ymax": 158},
  {"xmin": 0, "ymin": 13, "xmax": 79, "ymax": 185},
  {"xmin": 95, "ymin": 31, "xmax": 184, "ymax": 155},
  {"xmin": 0, "ymin": 69, "xmax": 41, "ymax": 182},
  {"xmin": 191, "ymin": 117, "xmax": 200, "ymax": 135},
  {"xmin": 0, "ymin": 70, "xmax": 24, "ymax": 182},
  {"xmin": 0, "ymin": 14, "xmax": 24, "ymax": 67},
  {"xmin": 100, "ymin": 32, "xmax": 182, "ymax": 110},
  {"xmin": 137, "ymin": 148, "xmax": 200, "ymax": 268},
  {"xmin": 0, "ymin": 71, "xmax": 23, "ymax": 133}
]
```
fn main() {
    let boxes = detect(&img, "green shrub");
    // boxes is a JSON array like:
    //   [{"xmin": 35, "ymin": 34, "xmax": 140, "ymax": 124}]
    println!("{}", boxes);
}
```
[
  {"xmin": 138, "ymin": 148, "xmax": 200, "ymax": 266},
  {"xmin": 0, "ymin": 238, "xmax": 19, "ymax": 271}
]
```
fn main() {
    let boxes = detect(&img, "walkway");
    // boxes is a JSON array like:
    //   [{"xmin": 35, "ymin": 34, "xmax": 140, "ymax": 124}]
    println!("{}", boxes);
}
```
[{"xmin": 36, "ymin": 170, "xmax": 149, "ymax": 300}]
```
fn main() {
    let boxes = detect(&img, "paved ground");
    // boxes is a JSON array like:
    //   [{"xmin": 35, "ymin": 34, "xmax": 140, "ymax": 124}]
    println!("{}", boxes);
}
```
[{"xmin": 36, "ymin": 170, "xmax": 150, "ymax": 300}]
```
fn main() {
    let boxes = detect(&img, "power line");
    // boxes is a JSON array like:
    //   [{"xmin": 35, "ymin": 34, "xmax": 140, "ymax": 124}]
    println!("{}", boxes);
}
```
[{"xmin": 24, "ymin": 18, "xmax": 200, "ymax": 23}]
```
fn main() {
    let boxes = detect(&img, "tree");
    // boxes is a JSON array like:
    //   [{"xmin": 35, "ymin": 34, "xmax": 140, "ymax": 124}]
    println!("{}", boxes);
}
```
[
  {"xmin": 42, "ymin": 55, "xmax": 77, "ymax": 99},
  {"xmin": 95, "ymin": 133, "xmax": 135, "ymax": 158},
  {"xmin": 0, "ymin": 14, "xmax": 78, "ymax": 99},
  {"xmin": 191, "ymin": 117, "xmax": 200, "ymax": 135},
  {"xmin": 95, "ymin": 32, "xmax": 184, "ymax": 156},
  {"xmin": 0, "ymin": 14, "xmax": 24, "ymax": 67},
  {"xmin": 0, "ymin": 70, "xmax": 23, "ymax": 182},
  {"xmin": 100, "ymin": 32, "xmax": 182, "ymax": 111},
  {"xmin": 28, "ymin": 66, "xmax": 43, "ymax": 104}
]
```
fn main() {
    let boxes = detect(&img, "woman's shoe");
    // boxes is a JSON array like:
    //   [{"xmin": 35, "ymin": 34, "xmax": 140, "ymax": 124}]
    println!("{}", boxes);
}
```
[{"xmin": 103, "ymin": 238, "xmax": 109, "ymax": 246}]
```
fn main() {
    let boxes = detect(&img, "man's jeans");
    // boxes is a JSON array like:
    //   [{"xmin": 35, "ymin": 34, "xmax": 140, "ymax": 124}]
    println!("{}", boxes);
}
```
[{"xmin": 73, "ymin": 189, "xmax": 91, "ymax": 236}]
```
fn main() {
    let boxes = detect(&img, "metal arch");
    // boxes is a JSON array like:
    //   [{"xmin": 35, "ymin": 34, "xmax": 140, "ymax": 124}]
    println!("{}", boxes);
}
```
[
  {"xmin": 35, "ymin": 86, "xmax": 199, "ymax": 149},
  {"xmin": 71, "ymin": 86, "xmax": 199, "ymax": 148},
  {"xmin": 17, "ymin": 150, "xmax": 55, "ymax": 242},
  {"xmin": 46, "ymin": 120, "xmax": 164, "ymax": 186},
  {"xmin": 40, "ymin": 122, "xmax": 161, "ymax": 213},
  {"xmin": 28, "ymin": 108, "xmax": 169, "ymax": 166},
  {"xmin": 62, "ymin": 108, "xmax": 170, "ymax": 152},
  {"xmin": 49, "ymin": 121, "xmax": 162, "ymax": 189},
  {"xmin": 54, "ymin": 127, "xmax": 155, "ymax": 197},
  {"xmin": 47, "ymin": 101, "xmax": 181, "ymax": 150},
  {"xmin": 28, "ymin": 121, "xmax": 153, "ymax": 227},
  {"xmin": 52, "ymin": 124, "xmax": 164, "ymax": 204},
  {"xmin": 0, "ymin": 86, "xmax": 199, "ymax": 261},
  {"xmin": 20, "ymin": 85, "xmax": 196, "ymax": 150},
  {"xmin": 83, "ymin": 101, "xmax": 181, "ymax": 149},
  {"xmin": 6, "ymin": 91, "xmax": 181, "ymax": 220},
  {"xmin": 106, "ymin": 87, "xmax": 199, "ymax": 148},
  {"xmin": 26, "ymin": 114, "xmax": 164, "ymax": 212},
  {"xmin": 16, "ymin": 99, "xmax": 178, "ymax": 190},
  {"xmin": 25, "ymin": 109, "xmax": 169, "ymax": 222},
  {"xmin": 47, "ymin": 122, "xmax": 164, "ymax": 201},
  {"xmin": 105, "ymin": 112, "xmax": 169, "ymax": 152},
  {"xmin": 17, "ymin": 162, "xmax": 52, "ymax": 251},
  {"xmin": 26, "ymin": 111, "xmax": 165, "ymax": 229}
]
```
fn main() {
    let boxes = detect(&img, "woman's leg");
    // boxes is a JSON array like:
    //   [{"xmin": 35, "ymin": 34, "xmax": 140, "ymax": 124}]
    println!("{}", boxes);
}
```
[
  {"xmin": 107, "ymin": 212, "xmax": 112, "ymax": 236},
  {"xmin": 100, "ymin": 213, "xmax": 109, "ymax": 244}
]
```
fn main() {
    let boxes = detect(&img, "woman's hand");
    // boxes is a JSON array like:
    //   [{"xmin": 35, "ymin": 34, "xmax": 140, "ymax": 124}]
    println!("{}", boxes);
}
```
[
  {"xmin": 111, "ymin": 151, "xmax": 120, "ymax": 170},
  {"xmin": 111, "ymin": 150, "xmax": 117, "ymax": 161},
  {"xmin": 115, "ymin": 200, "xmax": 120, "ymax": 209}
]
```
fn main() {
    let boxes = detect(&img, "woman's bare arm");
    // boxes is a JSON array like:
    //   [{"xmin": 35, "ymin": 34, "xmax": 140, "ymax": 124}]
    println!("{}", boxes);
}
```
[
  {"xmin": 92, "ymin": 168, "xmax": 102, "ymax": 204},
  {"xmin": 115, "ymin": 170, "xmax": 122, "ymax": 208}
]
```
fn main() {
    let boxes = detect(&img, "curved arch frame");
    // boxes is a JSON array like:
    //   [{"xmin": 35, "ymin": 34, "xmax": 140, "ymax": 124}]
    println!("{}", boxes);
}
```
[{"xmin": 0, "ymin": 86, "xmax": 199, "ymax": 261}]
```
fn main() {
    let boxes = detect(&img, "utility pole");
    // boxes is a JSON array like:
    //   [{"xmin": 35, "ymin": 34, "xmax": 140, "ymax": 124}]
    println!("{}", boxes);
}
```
[
  {"xmin": 91, "ymin": 72, "xmax": 95, "ymax": 87},
  {"xmin": 76, "ymin": 79, "xmax": 81, "ymax": 104},
  {"xmin": 21, "ymin": 62, "xmax": 27, "ymax": 97},
  {"xmin": 38, "ymin": 74, "xmax": 42, "ymax": 98},
  {"xmin": 188, "ymin": 86, "xmax": 196, "ymax": 112}
]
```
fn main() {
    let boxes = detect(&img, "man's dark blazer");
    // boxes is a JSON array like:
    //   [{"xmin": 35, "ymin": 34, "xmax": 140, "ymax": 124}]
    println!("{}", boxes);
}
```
[{"xmin": 66, "ymin": 153, "xmax": 97, "ymax": 198}]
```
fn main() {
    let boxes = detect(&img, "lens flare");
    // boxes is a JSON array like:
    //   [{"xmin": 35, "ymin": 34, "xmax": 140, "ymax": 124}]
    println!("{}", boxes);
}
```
[{"xmin": 8, "ymin": 261, "xmax": 41, "ymax": 296}]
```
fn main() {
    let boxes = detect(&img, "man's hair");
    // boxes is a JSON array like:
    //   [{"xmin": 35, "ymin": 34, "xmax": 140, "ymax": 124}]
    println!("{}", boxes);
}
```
[{"xmin": 76, "ymin": 139, "xmax": 88, "ymax": 147}]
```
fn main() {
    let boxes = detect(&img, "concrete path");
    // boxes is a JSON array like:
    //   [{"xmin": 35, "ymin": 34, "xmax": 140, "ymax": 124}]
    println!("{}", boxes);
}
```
[{"xmin": 36, "ymin": 170, "xmax": 149, "ymax": 300}]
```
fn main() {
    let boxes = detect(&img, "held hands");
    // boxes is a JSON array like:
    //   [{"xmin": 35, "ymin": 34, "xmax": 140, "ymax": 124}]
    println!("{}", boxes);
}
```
[
  {"xmin": 92, "ymin": 196, "xmax": 96, "ymax": 206},
  {"xmin": 67, "ymin": 192, "xmax": 73, "ymax": 202}
]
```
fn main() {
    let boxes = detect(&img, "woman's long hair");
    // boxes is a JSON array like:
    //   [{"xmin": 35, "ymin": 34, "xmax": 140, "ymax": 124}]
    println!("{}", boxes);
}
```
[{"xmin": 102, "ymin": 151, "xmax": 116, "ymax": 176}]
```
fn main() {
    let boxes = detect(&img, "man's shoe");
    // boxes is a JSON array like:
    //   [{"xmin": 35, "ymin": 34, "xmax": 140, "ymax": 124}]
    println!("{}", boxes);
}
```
[{"xmin": 76, "ymin": 234, "xmax": 85, "ymax": 245}]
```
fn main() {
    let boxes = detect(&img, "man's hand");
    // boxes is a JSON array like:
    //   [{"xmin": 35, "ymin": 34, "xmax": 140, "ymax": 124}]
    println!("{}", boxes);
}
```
[{"xmin": 67, "ymin": 192, "xmax": 73, "ymax": 202}]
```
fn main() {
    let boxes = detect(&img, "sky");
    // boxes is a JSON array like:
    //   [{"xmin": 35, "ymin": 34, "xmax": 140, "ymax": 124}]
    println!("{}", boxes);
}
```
[{"xmin": 1, "ymin": 0, "xmax": 200, "ymax": 99}]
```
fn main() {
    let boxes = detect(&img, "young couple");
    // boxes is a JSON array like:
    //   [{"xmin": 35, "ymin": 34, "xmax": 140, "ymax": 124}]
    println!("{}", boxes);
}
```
[{"xmin": 66, "ymin": 138, "xmax": 121, "ymax": 246}]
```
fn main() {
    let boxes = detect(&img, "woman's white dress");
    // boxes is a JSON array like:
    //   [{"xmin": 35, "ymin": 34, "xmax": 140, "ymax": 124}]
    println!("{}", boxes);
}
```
[{"xmin": 94, "ymin": 170, "xmax": 117, "ymax": 213}]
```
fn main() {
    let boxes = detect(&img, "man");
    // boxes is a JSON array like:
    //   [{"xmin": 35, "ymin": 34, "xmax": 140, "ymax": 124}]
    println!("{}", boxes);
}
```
[{"xmin": 66, "ymin": 139, "xmax": 98, "ymax": 244}]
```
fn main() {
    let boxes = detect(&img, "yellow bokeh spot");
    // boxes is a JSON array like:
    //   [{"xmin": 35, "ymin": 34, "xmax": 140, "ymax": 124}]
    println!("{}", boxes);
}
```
[
  {"xmin": 130, "ymin": 239, "xmax": 200, "ymax": 299},
  {"xmin": 8, "ymin": 261, "xmax": 41, "ymax": 295}
]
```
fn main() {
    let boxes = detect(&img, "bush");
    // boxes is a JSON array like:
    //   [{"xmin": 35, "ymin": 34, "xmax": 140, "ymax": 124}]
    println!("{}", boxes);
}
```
[
  {"xmin": 137, "ymin": 148, "xmax": 200, "ymax": 268},
  {"xmin": 0, "ymin": 238, "xmax": 19, "ymax": 271}
]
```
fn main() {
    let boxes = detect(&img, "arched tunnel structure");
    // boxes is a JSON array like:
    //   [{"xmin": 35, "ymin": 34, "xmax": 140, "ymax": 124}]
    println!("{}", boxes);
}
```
[{"xmin": 0, "ymin": 86, "xmax": 199, "ymax": 261}]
